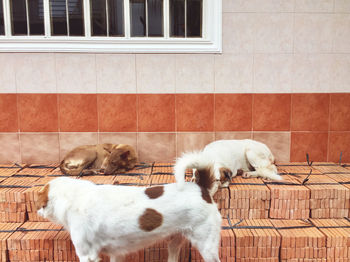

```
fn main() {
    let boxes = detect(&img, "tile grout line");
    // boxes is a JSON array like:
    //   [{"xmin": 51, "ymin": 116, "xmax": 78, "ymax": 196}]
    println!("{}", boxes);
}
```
[
  {"xmin": 175, "ymin": 55, "xmax": 178, "ymax": 158},
  {"xmin": 94, "ymin": 54, "xmax": 100, "ymax": 144},
  {"xmin": 14, "ymin": 55, "xmax": 23, "ymax": 164},
  {"xmin": 290, "ymin": 94, "xmax": 293, "ymax": 162},
  {"xmin": 55, "ymin": 54, "xmax": 62, "ymax": 161},
  {"xmin": 213, "ymin": 54, "xmax": 216, "ymax": 139},
  {"xmin": 251, "ymin": 50, "xmax": 255, "ymax": 139},
  {"xmin": 135, "ymin": 54, "xmax": 139, "ymax": 155},
  {"xmin": 327, "ymin": 94, "xmax": 332, "ymax": 162}
]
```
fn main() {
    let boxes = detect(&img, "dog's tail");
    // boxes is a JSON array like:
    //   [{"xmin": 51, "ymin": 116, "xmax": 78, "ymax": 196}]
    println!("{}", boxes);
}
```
[
  {"xmin": 59, "ymin": 160, "xmax": 68, "ymax": 175},
  {"xmin": 59, "ymin": 160, "xmax": 80, "ymax": 176},
  {"xmin": 174, "ymin": 151, "xmax": 214, "ymax": 190}
]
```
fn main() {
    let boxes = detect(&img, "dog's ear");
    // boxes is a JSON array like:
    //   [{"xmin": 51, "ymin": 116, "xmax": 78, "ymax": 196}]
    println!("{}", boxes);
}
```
[
  {"xmin": 219, "ymin": 168, "xmax": 233, "ymax": 183},
  {"xmin": 36, "ymin": 184, "xmax": 50, "ymax": 210},
  {"xmin": 120, "ymin": 150, "xmax": 130, "ymax": 160},
  {"xmin": 103, "ymin": 144, "xmax": 116, "ymax": 153},
  {"xmin": 194, "ymin": 169, "xmax": 200, "ymax": 183}
]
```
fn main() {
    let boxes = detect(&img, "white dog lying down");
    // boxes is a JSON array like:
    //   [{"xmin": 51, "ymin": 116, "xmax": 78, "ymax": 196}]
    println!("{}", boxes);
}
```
[
  {"xmin": 174, "ymin": 139, "xmax": 282, "ymax": 195},
  {"xmin": 36, "ymin": 176, "xmax": 222, "ymax": 262}
]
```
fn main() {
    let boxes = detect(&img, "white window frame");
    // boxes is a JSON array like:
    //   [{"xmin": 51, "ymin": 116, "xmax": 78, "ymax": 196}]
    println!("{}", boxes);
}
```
[{"xmin": 0, "ymin": 0, "xmax": 221, "ymax": 53}]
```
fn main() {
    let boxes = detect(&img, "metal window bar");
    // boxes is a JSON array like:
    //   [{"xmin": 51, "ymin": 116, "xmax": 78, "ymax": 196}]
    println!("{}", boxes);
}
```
[
  {"xmin": 124, "ymin": 0, "xmax": 130, "ymax": 38},
  {"xmin": 44, "ymin": 0, "xmax": 51, "ymax": 36},
  {"xmin": 1, "ymin": 0, "xmax": 202, "ymax": 38},
  {"xmin": 2, "ymin": 0, "xmax": 8, "ymax": 35},
  {"xmin": 105, "ymin": 0, "xmax": 109, "ymax": 36},
  {"xmin": 184, "ymin": 0, "xmax": 186, "ymax": 37},
  {"xmin": 25, "ymin": 0, "xmax": 29, "ymax": 34},
  {"xmin": 83, "ymin": 0, "xmax": 90, "ymax": 37},
  {"xmin": 65, "ymin": 0, "xmax": 69, "ymax": 35},
  {"xmin": 163, "ymin": 0, "xmax": 168, "ymax": 38},
  {"xmin": 145, "ymin": 0, "xmax": 148, "ymax": 36}
]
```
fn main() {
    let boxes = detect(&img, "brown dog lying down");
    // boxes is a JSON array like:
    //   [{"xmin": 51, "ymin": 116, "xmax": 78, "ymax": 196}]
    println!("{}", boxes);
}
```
[{"xmin": 60, "ymin": 144, "xmax": 137, "ymax": 176}]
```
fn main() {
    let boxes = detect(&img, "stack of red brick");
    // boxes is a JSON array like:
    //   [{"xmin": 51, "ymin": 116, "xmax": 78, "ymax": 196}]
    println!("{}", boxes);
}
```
[{"xmin": 0, "ymin": 162, "xmax": 348, "ymax": 261}]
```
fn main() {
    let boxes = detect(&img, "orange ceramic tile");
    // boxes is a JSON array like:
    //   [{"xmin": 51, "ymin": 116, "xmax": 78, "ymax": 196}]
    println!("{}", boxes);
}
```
[
  {"xmin": 176, "ymin": 94, "xmax": 214, "ymax": 132},
  {"xmin": 291, "ymin": 93, "xmax": 330, "ymax": 131},
  {"xmin": 0, "ymin": 94, "xmax": 18, "ymax": 132},
  {"xmin": 291, "ymin": 132, "xmax": 328, "ymax": 162},
  {"xmin": 0, "ymin": 133, "xmax": 20, "ymax": 163},
  {"xmin": 138, "ymin": 94, "xmax": 175, "ymax": 132},
  {"xmin": 20, "ymin": 133, "xmax": 60, "ymax": 164},
  {"xmin": 137, "ymin": 133, "xmax": 176, "ymax": 162},
  {"xmin": 215, "ymin": 94, "xmax": 252, "ymax": 131},
  {"xmin": 18, "ymin": 94, "xmax": 58, "ymax": 132},
  {"xmin": 253, "ymin": 94, "xmax": 291, "ymax": 131},
  {"xmin": 253, "ymin": 132, "xmax": 291, "ymax": 162},
  {"xmin": 98, "ymin": 94, "xmax": 137, "ymax": 132},
  {"xmin": 99, "ymin": 132, "xmax": 137, "ymax": 151},
  {"xmin": 59, "ymin": 94, "xmax": 98, "ymax": 132},
  {"xmin": 59, "ymin": 132, "xmax": 98, "ymax": 160},
  {"xmin": 328, "ymin": 132, "xmax": 350, "ymax": 162},
  {"xmin": 176, "ymin": 132, "xmax": 214, "ymax": 156},
  {"xmin": 215, "ymin": 131, "xmax": 252, "ymax": 140},
  {"xmin": 330, "ymin": 93, "xmax": 350, "ymax": 131}
]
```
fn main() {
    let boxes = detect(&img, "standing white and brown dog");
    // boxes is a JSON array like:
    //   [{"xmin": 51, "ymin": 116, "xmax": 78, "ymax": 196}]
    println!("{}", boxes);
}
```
[
  {"xmin": 174, "ymin": 139, "xmax": 282, "ymax": 195},
  {"xmin": 36, "ymin": 175, "xmax": 222, "ymax": 262}
]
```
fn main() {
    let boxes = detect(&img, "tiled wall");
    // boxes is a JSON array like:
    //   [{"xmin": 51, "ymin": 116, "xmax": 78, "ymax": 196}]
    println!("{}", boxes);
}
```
[{"xmin": 1, "ymin": 0, "xmax": 350, "ymax": 164}]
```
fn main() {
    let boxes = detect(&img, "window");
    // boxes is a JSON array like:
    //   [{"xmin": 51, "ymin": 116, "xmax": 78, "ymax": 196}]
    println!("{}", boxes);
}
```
[{"xmin": 0, "ymin": 0, "xmax": 221, "ymax": 53}]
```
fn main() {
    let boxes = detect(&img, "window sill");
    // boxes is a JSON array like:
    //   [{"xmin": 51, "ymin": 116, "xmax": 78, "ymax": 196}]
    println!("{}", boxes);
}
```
[{"xmin": 0, "ymin": 37, "xmax": 222, "ymax": 53}]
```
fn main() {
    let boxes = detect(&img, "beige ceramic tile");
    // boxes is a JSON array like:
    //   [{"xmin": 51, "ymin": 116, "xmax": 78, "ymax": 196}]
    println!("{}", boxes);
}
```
[
  {"xmin": 253, "ymin": 132, "xmax": 291, "ymax": 162},
  {"xmin": 98, "ymin": 132, "xmax": 137, "ymax": 152},
  {"xmin": 0, "ymin": 133, "xmax": 20, "ymax": 163},
  {"xmin": 295, "ymin": 0, "xmax": 334, "ymax": 12},
  {"xmin": 0, "ymin": 54, "xmax": 16, "ymax": 93},
  {"xmin": 294, "ymin": 14, "xmax": 334, "ymax": 53},
  {"xmin": 20, "ymin": 133, "xmax": 60, "ymax": 164},
  {"xmin": 96, "ymin": 54, "xmax": 136, "ymax": 93},
  {"xmin": 222, "ymin": 13, "xmax": 255, "ymax": 54},
  {"xmin": 56, "ymin": 54, "xmax": 96, "ymax": 93},
  {"xmin": 137, "ymin": 133, "xmax": 176, "ymax": 162},
  {"xmin": 59, "ymin": 132, "xmax": 98, "ymax": 160},
  {"xmin": 215, "ymin": 132, "xmax": 252, "ymax": 141},
  {"xmin": 15, "ymin": 53, "xmax": 56, "ymax": 93},
  {"xmin": 176, "ymin": 55, "xmax": 214, "ymax": 93},
  {"xmin": 255, "ymin": 14, "xmax": 294, "ymax": 53},
  {"xmin": 214, "ymin": 54, "xmax": 253, "ymax": 93},
  {"xmin": 333, "ymin": 54, "xmax": 350, "ymax": 92},
  {"xmin": 136, "ymin": 54, "xmax": 176, "ymax": 93},
  {"xmin": 254, "ymin": 54, "xmax": 293, "ymax": 93},
  {"xmin": 223, "ymin": 0, "xmax": 294, "ymax": 12},
  {"xmin": 335, "ymin": 0, "xmax": 350, "ymax": 12},
  {"xmin": 293, "ymin": 54, "xmax": 334, "ymax": 93},
  {"xmin": 176, "ymin": 132, "xmax": 215, "ymax": 157},
  {"xmin": 334, "ymin": 14, "xmax": 350, "ymax": 53}
]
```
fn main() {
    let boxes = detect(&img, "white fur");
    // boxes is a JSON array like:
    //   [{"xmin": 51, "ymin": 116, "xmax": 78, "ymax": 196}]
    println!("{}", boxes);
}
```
[
  {"xmin": 38, "ymin": 177, "xmax": 222, "ymax": 262},
  {"xmin": 174, "ymin": 139, "xmax": 282, "ymax": 191}
]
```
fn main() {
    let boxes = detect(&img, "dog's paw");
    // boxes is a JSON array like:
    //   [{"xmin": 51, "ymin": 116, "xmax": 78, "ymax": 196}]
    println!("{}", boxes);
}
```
[{"xmin": 242, "ymin": 172, "xmax": 251, "ymax": 178}]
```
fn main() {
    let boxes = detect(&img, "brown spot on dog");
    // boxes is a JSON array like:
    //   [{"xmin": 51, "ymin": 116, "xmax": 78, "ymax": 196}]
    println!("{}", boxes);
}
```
[
  {"xmin": 200, "ymin": 187, "xmax": 212, "ymax": 204},
  {"xmin": 194, "ymin": 167, "xmax": 215, "ymax": 191},
  {"xmin": 248, "ymin": 164, "xmax": 255, "ymax": 171},
  {"xmin": 36, "ymin": 184, "xmax": 50, "ymax": 210},
  {"xmin": 139, "ymin": 208, "xmax": 163, "ymax": 232},
  {"xmin": 236, "ymin": 169, "xmax": 244, "ymax": 176},
  {"xmin": 145, "ymin": 186, "xmax": 164, "ymax": 199},
  {"xmin": 219, "ymin": 167, "xmax": 233, "ymax": 184}
]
